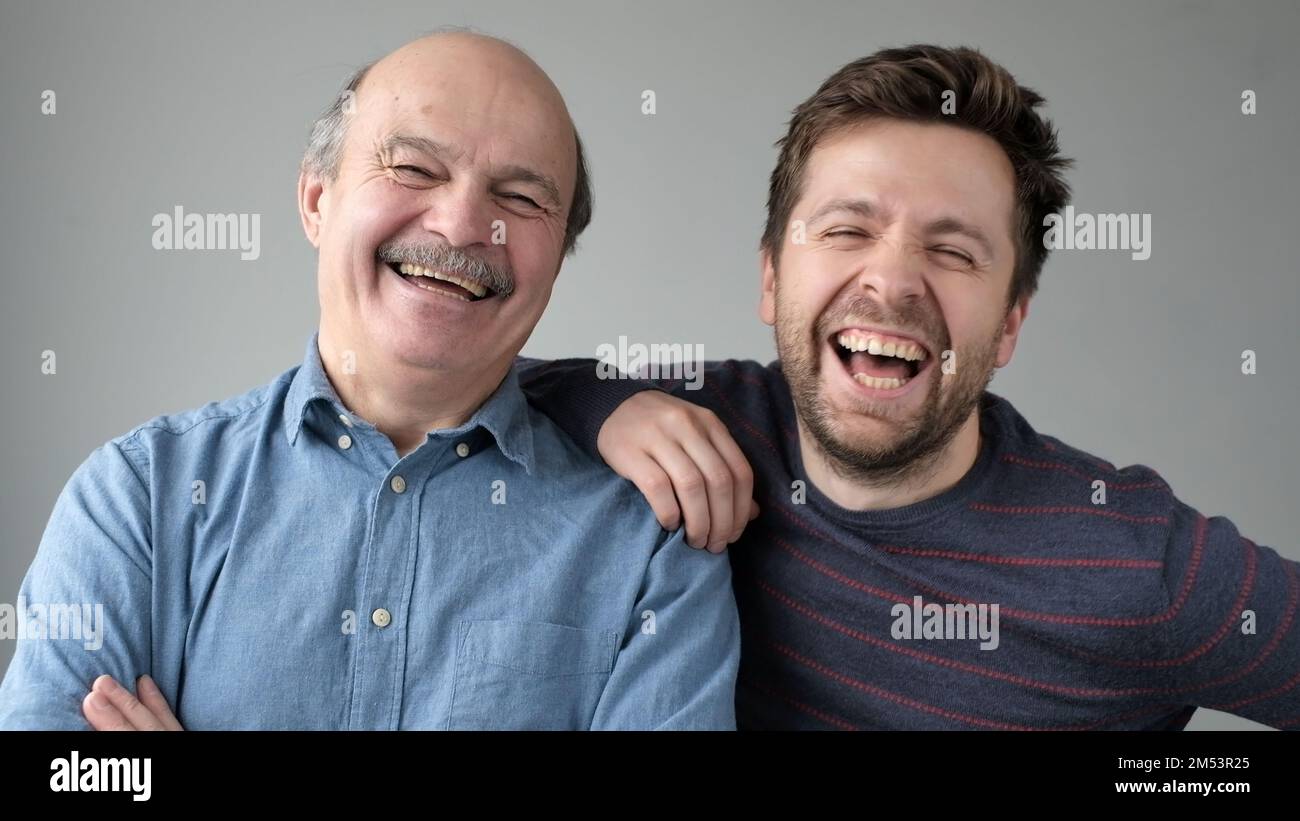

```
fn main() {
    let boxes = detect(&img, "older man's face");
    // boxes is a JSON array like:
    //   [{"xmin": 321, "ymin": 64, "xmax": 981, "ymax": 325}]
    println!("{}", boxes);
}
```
[{"xmin": 312, "ymin": 38, "xmax": 577, "ymax": 374}]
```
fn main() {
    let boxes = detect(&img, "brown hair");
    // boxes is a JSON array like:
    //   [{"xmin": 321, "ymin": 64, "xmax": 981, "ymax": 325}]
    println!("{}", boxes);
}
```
[{"xmin": 761, "ymin": 44, "xmax": 1073, "ymax": 303}]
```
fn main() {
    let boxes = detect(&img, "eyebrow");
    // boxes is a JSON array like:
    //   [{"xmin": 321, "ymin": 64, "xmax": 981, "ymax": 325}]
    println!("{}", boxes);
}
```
[
  {"xmin": 807, "ymin": 197, "xmax": 878, "ymax": 225},
  {"xmin": 808, "ymin": 197, "xmax": 995, "ymax": 258},
  {"xmin": 380, "ymin": 133, "xmax": 456, "ymax": 161},
  {"xmin": 380, "ymin": 133, "xmax": 563, "ymax": 210}
]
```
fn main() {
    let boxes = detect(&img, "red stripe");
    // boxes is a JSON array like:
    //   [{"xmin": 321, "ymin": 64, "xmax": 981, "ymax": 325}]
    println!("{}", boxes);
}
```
[
  {"xmin": 771, "ymin": 506, "xmax": 1206, "ymax": 629},
  {"xmin": 1210, "ymin": 667, "xmax": 1300, "ymax": 712},
  {"xmin": 757, "ymin": 579, "xmax": 1145, "ymax": 698},
  {"xmin": 969, "ymin": 502, "xmax": 1168, "ymax": 525},
  {"xmin": 1040, "ymin": 438, "xmax": 1116, "ymax": 471},
  {"xmin": 758, "ymin": 571, "xmax": 1287, "ymax": 698},
  {"xmin": 766, "ymin": 641, "xmax": 1180, "ymax": 730},
  {"xmin": 1202, "ymin": 557, "xmax": 1300, "ymax": 687},
  {"xmin": 745, "ymin": 680, "xmax": 859, "ymax": 730},
  {"xmin": 878, "ymin": 543, "xmax": 1162, "ymax": 568},
  {"xmin": 1000, "ymin": 453, "xmax": 1169, "ymax": 491},
  {"xmin": 705, "ymin": 377, "xmax": 782, "ymax": 458}
]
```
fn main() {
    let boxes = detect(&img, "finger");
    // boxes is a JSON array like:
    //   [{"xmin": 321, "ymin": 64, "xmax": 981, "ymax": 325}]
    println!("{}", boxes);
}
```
[
  {"xmin": 705, "ymin": 423, "xmax": 755, "ymax": 543},
  {"xmin": 136, "ymin": 675, "xmax": 183, "ymax": 731},
  {"xmin": 677, "ymin": 432, "xmax": 737, "ymax": 553},
  {"xmin": 646, "ymin": 444, "xmax": 712, "ymax": 549},
  {"xmin": 619, "ymin": 452, "xmax": 682, "ymax": 531},
  {"xmin": 82, "ymin": 690, "xmax": 134, "ymax": 731},
  {"xmin": 92, "ymin": 674, "xmax": 166, "ymax": 731}
]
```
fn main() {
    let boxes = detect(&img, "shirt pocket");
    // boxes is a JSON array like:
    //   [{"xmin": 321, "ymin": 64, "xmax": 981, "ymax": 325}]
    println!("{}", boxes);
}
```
[{"xmin": 448, "ymin": 619, "xmax": 619, "ymax": 730}]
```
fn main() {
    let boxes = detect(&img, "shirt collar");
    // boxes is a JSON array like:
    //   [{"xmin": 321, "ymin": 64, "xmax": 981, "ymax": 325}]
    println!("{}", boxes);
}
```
[{"xmin": 283, "ymin": 331, "xmax": 536, "ymax": 474}]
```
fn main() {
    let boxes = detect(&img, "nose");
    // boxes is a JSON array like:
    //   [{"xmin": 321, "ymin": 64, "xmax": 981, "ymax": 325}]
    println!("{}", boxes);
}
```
[
  {"xmin": 854, "ymin": 230, "xmax": 927, "ymax": 306},
  {"xmin": 419, "ymin": 179, "xmax": 495, "ymax": 250}
]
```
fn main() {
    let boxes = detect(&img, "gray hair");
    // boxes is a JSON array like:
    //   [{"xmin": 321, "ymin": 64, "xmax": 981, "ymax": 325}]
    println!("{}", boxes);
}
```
[
  {"xmin": 301, "ymin": 61, "xmax": 376, "ymax": 184},
  {"xmin": 300, "ymin": 50, "xmax": 593, "ymax": 256}
]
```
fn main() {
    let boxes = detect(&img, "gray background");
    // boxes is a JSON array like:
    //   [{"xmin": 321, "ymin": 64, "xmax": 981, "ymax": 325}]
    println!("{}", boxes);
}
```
[{"xmin": 1, "ymin": 0, "xmax": 1296, "ymax": 730}]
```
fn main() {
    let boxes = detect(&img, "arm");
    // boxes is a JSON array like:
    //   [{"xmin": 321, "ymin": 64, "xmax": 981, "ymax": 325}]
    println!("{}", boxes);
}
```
[
  {"xmin": 0, "ymin": 441, "xmax": 154, "ymax": 729},
  {"xmin": 589, "ymin": 527, "xmax": 740, "ymax": 729},
  {"xmin": 517, "ymin": 357, "xmax": 759, "ymax": 552},
  {"xmin": 1159, "ymin": 500, "xmax": 1300, "ymax": 729}
]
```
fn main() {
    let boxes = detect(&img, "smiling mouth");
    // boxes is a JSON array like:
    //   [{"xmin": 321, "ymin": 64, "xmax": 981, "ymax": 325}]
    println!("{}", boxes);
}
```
[
  {"xmin": 830, "ymin": 329, "xmax": 932, "ymax": 390},
  {"xmin": 384, "ymin": 260, "xmax": 494, "ymax": 302}
]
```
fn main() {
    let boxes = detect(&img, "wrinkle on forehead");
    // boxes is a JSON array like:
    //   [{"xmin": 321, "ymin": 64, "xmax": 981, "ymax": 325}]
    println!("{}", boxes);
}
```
[{"xmin": 354, "ymin": 31, "xmax": 577, "ymax": 195}]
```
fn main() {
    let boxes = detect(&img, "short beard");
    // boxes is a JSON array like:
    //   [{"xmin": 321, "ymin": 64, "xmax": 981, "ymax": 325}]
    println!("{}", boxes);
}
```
[{"xmin": 777, "ymin": 289, "xmax": 1001, "ymax": 488}]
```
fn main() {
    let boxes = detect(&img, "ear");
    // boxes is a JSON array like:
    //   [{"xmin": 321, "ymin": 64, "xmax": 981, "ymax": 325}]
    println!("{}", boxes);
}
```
[
  {"xmin": 759, "ymin": 247, "xmax": 777, "ymax": 326},
  {"xmin": 995, "ymin": 295, "xmax": 1030, "ymax": 368},
  {"xmin": 298, "ymin": 169, "xmax": 329, "ymax": 249}
]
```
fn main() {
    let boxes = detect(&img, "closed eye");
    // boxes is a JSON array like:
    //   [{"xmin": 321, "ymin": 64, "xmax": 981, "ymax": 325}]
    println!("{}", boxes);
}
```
[
  {"xmin": 393, "ymin": 164, "xmax": 434, "ymax": 179},
  {"xmin": 824, "ymin": 229, "xmax": 870, "ymax": 239},
  {"xmin": 934, "ymin": 247, "xmax": 974, "ymax": 264},
  {"xmin": 502, "ymin": 193, "xmax": 541, "ymax": 208}
]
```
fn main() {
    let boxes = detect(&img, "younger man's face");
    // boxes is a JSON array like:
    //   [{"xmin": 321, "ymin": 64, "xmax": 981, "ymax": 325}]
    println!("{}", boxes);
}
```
[{"xmin": 761, "ymin": 119, "xmax": 1028, "ymax": 479}]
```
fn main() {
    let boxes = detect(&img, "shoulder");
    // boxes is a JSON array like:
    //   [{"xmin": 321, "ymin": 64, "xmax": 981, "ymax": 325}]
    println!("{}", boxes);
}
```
[
  {"xmin": 983, "ymin": 392, "xmax": 1172, "ymax": 494},
  {"xmin": 698, "ymin": 358, "xmax": 785, "ymax": 396},
  {"xmin": 978, "ymin": 393, "xmax": 1178, "ymax": 549},
  {"xmin": 101, "ymin": 365, "xmax": 298, "ymax": 474},
  {"xmin": 685, "ymin": 359, "xmax": 793, "ymax": 435},
  {"xmin": 525, "ymin": 404, "xmax": 665, "ymax": 528}
]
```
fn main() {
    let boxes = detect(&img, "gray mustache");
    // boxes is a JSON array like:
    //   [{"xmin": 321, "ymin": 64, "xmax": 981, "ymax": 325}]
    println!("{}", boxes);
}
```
[{"xmin": 377, "ymin": 241, "xmax": 515, "ymax": 298}]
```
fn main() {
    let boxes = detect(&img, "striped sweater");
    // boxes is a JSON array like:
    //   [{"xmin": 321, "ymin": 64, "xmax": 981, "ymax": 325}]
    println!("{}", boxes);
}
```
[{"xmin": 520, "ymin": 358, "xmax": 1299, "ymax": 730}]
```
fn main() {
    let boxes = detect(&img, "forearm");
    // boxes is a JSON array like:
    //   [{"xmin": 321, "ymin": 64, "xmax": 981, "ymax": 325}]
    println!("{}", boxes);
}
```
[{"xmin": 517, "ymin": 356, "xmax": 759, "ymax": 458}]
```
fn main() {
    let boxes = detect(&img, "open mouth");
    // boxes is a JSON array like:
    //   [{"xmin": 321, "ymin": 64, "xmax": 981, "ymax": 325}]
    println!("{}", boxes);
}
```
[
  {"xmin": 830, "ymin": 328, "xmax": 932, "ymax": 391},
  {"xmin": 384, "ymin": 260, "xmax": 494, "ymax": 302}
]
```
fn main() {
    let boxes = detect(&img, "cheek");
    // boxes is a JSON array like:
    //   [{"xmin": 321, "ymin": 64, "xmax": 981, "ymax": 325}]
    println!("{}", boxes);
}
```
[
  {"xmin": 934, "ymin": 291, "xmax": 1003, "ymax": 355},
  {"xmin": 333, "ymin": 185, "xmax": 422, "ymax": 255},
  {"xmin": 779, "ymin": 253, "xmax": 851, "ymax": 322},
  {"xmin": 504, "ymin": 224, "xmax": 563, "ymax": 283}
]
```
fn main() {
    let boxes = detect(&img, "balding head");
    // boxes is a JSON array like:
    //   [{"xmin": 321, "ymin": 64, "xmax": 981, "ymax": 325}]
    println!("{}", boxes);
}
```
[
  {"xmin": 298, "ymin": 29, "xmax": 593, "ymax": 400},
  {"xmin": 303, "ymin": 30, "xmax": 591, "ymax": 255}
]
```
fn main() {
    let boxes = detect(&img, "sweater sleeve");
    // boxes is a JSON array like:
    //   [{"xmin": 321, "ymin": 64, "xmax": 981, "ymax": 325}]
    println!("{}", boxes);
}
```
[
  {"xmin": 515, "ymin": 357, "xmax": 766, "ymax": 460},
  {"xmin": 1156, "ymin": 497, "xmax": 1300, "ymax": 729}
]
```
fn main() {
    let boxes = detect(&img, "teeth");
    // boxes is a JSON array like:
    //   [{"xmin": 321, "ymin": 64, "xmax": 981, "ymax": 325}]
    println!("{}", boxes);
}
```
[
  {"xmin": 411, "ymin": 279, "xmax": 471, "ymax": 301},
  {"xmin": 853, "ymin": 373, "xmax": 907, "ymax": 390},
  {"xmin": 393, "ymin": 262, "xmax": 487, "ymax": 298},
  {"xmin": 836, "ymin": 333, "xmax": 928, "ymax": 362}
]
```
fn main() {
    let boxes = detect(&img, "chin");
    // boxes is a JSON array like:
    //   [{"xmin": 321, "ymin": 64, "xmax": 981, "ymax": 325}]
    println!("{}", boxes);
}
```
[{"xmin": 369, "ymin": 330, "xmax": 454, "ymax": 370}]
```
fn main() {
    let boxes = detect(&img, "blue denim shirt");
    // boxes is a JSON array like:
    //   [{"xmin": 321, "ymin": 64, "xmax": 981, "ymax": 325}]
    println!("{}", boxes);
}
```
[{"xmin": 0, "ymin": 334, "xmax": 739, "ymax": 729}]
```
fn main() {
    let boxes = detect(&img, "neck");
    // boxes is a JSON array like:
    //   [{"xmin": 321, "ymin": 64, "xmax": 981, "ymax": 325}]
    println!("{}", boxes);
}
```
[
  {"xmin": 316, "ymin": 326, "xmax": 510, "ymax": 457},
  {"xmin": 798, "ymin": 411, "xmax": 982, "ymax": 511}
]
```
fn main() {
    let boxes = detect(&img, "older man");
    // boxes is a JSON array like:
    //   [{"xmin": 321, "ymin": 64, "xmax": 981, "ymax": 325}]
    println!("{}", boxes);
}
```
[{"xmin": 0, "ymin": 31, "xmax": 738, "ymax": 730}]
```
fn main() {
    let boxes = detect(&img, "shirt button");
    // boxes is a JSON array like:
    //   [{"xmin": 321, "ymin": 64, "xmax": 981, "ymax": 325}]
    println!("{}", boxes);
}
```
[
  {"xmin": 371, "ymin": 608, "xmax": 391, "ymax": 628},
  {"xmin": 337, "ymin": 434, "xmax": 353, "ymax": 450},
  {"xmin": 455, "ymin": 442, "xmax": 470, "ymax": 458},
  {"xmin": 390, "ymin": 475, "xmax": 407, "ymax": 494},
  {"xmin": 338, "ymin": 413, "xmax": 353, "ymax": 428}
]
